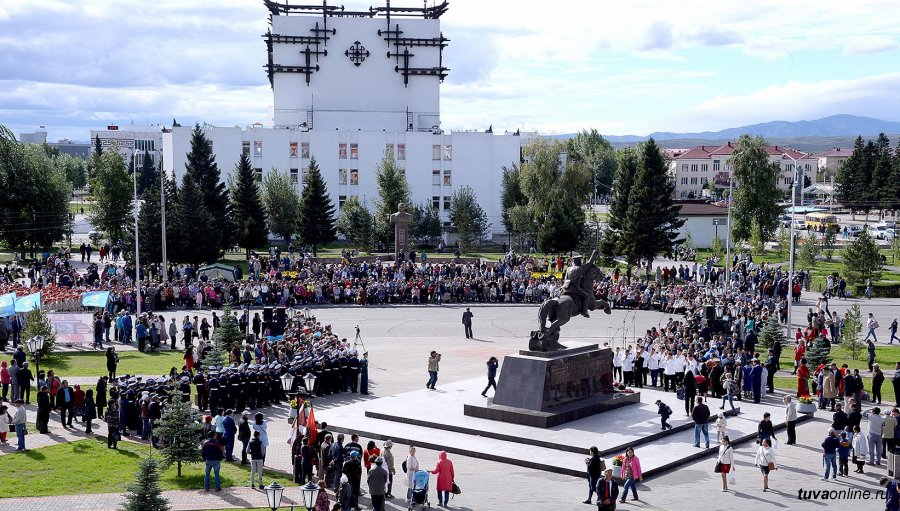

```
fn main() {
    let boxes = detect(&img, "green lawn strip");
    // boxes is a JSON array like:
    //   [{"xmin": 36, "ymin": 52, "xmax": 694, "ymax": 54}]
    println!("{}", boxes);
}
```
[
  {"xmin": 42, "ymin": 351, "xmax": 186, "ymax": 379},
  {"xmin": 68, "ymin": 202, "xmax": 95, "ymax": 215},
  {"xmin": 777, "ymin": 343, "xmax": 897, "ymax": 373},
  {"xmin": 0, "ymin": 437, "xmax": 293, "ymax": 498},
  {"xmin": 773, "ymin": 375, "xmax": 896, "ymax": 405}
]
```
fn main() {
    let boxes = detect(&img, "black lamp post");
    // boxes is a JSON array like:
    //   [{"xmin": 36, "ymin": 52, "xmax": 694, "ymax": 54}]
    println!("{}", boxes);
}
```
[{"xmin": 27, "ymin": 335, "xmax": 46, "ymax": 376}]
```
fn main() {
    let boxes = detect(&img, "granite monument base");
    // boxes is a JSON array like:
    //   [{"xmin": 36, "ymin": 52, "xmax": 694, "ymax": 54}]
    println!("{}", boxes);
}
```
[{"xmin": 463, "ymin": 343, "xmax": 640, "ymax": 428}]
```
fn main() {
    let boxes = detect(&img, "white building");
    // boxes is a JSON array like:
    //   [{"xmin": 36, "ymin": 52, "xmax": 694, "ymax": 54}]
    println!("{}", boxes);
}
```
[
  {"xmin": 812, "ymin": 148, "xmax": 851, "ymax": 179},
  {"xmin": 676, "ymin": 202, "xmax": 729, "ymax": 248},
  {"xmin": 670, "ymin": 142, "xmax": 817, "ymax": 201},
  {"xmin": 91, "ymin": 125, "xmax": 164, "ymax": 169},
  {"xmin": 163, "ymin": 0, "xmax": 523, "ymax": 237}
]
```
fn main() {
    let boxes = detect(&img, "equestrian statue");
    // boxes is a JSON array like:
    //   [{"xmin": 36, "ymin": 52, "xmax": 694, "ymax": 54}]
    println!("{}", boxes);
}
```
[{"xmin": 530, "ymin": 250, "xmax": 611, "ymax": 352}]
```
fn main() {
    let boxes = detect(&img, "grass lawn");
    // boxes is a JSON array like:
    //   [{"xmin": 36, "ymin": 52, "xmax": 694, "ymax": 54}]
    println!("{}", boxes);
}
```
[
  {"xmin": 774, "ymin": 375, "xmax": 896, "ymax": 405},
  {"xmin": 777, "ymin": 342, "xmax": 898, "ymax": 373},
  {"xmin": 42, "ymin": 351, "xmax": 186, "ymax": 378},
  {"xmin": 0, "ymin": 437, "xmax": 293, "ymax": 498},
  {"xmin": 68, "ymin": 202, "xmax": 95, "ymax": 215}
]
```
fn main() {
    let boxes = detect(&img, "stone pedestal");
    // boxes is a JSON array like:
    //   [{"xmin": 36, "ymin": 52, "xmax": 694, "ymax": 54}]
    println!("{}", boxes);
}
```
[{"xmin": 464, "ymin": 344, "xmax": 640, "ymax": 428}]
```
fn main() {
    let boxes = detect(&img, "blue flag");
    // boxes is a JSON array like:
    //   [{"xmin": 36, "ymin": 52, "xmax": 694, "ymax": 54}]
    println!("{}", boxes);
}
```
[
  {"xmin": 14, "ymin": 291, "xmax": 41, "ymax": 313},
  {"xmin": 81, "ymin": 291, "xmax": 110, "ymax": 308},
  {"xmin": 0, "ymin": 293, "xmax": 15, "ymax": 317}
]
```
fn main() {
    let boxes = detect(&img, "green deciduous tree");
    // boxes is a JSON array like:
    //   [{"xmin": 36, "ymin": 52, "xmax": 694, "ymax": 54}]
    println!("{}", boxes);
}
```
[
  {"xmin": 262, "ymin": 168, "xmax": 300, "ymax": 244},
  {"xmin": 448, "ymin": 186, "xmax": 490, "ymax": 253},
  {"xmin": 0, "ymin": 126, "xmax": 71, "ymax": 258},
  {"xmin": 842, "ymin": 304, "xmax": 864, "ymax": 361},
  {"xmin": 410, "ymin": 201, "xmax": 441, "ymax": 247},
  {"xmin": 798, "ymin": 231, "xmax": 820, "ymax": 269},
  {"xmin": 155, "ymin": 398, "xmax": 203, "ymax": 477},
  {"xmin": 500, "ymin": 165, "xmax": 528, "ymax": 239},
  {"xmin": 120, "ymin": 456, "xmax": 170, "ymax": 511},
  {"xmin": 184, "ymin": 125, "xmax": 231, "ymax": 253},
  {"xmin": 619, "ymin": 139, "xmax": 684, "ymax": 265},
  {"xmin": 843, "ymin": 229, "xmax": 883, "ymax": 285},
  {"xmin": 729, "ymin": 135, "xmax": 783, "ymax": 242},
  {"xmin": 336, "ymin": 196, "xmax": 374, "ymax": 251},
  {"xmin": 89, "ymin": 148, "xmax": 133, "ymax": 243},
  {"xmin": 297, "ymin": 158, "xmax": 336, "ymax": 256},
  {"xmin": 374, "ymin": 150, "xmax": 411, "ymax": 246},
  {"xmin": 229, "ymin": 153, "xmax": 269, "ymax": 257},
  {"xmin": 566, "ymin": 129, "xmax": 618, "ymax": 198},
  {"xmin": 53, "ymin": 152, "xmax": 88, "ymax": 190},
  {"xmin": 710, "ymin": 235, "xmax": 724, "ymax": 259}
]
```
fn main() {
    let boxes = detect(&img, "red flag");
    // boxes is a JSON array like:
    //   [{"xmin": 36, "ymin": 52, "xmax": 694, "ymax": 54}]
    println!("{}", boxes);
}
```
[{"xmin": 306, "ymin": 405, "xmax": 318, "ymax": 444}]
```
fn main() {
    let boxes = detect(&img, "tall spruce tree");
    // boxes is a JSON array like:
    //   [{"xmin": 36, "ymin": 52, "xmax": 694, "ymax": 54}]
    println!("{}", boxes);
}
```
[
  {"xmin": 184, "ymin": 125, "xmax": 231, "ymax": 254},
  {"xmin": 171, "ymin": 173, "xmax": 218, "ymax": 265},
  {"xmin": 94, "ymin": 135, "xmax": 102, "ymax": 157},
  {"xmin": 729, "ymin": 135, "xmax": 783, "ymax": 242},
  {"xmin": 842, "ymin": 304, "xmax": 864, "ymax": 361},
  {"xmin": 601, "ymin": 147, "xmax": 639, "ymax": 259},
  {"xmin": 872, "ymin": 133, "xmax": 894, "ymax": 215},
  {"xmin": 843, "ymin": 229, "xmax": 883, "ymax": 285},
  {"xmin": 155, "ymin": 398, "xmax": 203, "ymax": 477},
  {"xmin": 620, "ymin": 139, "xmax": 684, "ymax": 265},
  {"xmin": 229, "ymin": 153, "xmax": 268, "ymax": 257},
  {"xmin": 297, "ymin": 158, "xmax": 336, "ymax": 256},
  {"xmin": 124, "ymin": 173, "xmax": 169, "ymax": 265},
  {"xmin": 538, "ymin": 197, "xmax": 585, "ymax": 254},
  {"xmin": 836, "ymin": 136, "xmax": 867, "ymax": 218},
  {"xmin": 137, "ymin": 150, "xmax": 158, "ymax": 198},
  {"xmin": 374, "ymin": 150, "xmax": 411, "ymax": 245},
  {"xmin": 120, "ymin": 456, "xmax": 170, "ymax": 511}
]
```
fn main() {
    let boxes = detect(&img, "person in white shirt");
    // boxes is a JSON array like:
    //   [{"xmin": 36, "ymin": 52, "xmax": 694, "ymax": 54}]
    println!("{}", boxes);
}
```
[
  {"xmin": 754, "ymin": 438, "xmax": 777, "ymax": 492},
  {"xmin": 866, "ymin": 407, "xmax": 886, "ymax": 465},
  {"xmin": 663, "ymin": 354, "xmax": 678, "ymax": 392},
  {"xmin": 716, "ymin": 436, "xmax": 734, "ymax": 491},
  {"xmin": 612, "ymin": 348, "xmax": 623, "ymax": 382},
  {"xmin": 784, "ymin": 396, "xmax": 798, "ymax": 445},
  {"xmin": 865, "ymin": 313, "xmax": 879, "ymax": 342},
  {"xmin": 674, "ymin": 352, "xmax": 686, "ymax": 384},
  {"xmin": 622, "ymin": 349, "xmax": 635, "ymax": 386},
  {"xmin": 648, "ymin": 349, "xmax": 663, "ymax": 387}
]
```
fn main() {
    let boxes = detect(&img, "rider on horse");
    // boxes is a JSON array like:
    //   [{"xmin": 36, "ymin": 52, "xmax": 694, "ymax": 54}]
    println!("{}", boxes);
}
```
[{"xmin": 562, "ymin": 253, "xmax": 598, "ymax": 318}]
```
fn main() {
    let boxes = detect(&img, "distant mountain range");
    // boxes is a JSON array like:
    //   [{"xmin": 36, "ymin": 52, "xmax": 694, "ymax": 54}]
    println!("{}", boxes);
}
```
[{"xmin": 558, "ymin": 115, "xmax": 900, "ymax": 152}]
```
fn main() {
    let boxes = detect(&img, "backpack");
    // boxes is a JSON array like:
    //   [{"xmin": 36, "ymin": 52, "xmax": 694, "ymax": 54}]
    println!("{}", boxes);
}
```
[
  {"xmin": 402, "ymin": 460, "xmax": 407, "ymax": 473},
  {"xmin": 662, "ymin": 404, "xmax": 672, "ymax": 417}
]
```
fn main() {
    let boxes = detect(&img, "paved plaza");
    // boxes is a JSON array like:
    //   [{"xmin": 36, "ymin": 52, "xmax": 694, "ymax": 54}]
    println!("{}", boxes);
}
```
[{"xmin": 3, "ymin": 294, "xmax": 899, "ymax": 511}]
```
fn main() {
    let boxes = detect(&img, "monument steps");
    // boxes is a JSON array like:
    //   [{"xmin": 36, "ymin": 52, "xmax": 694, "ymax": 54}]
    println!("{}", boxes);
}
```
[{"xmin": 321, "ymin": 378, "xmax": 808, "ymax": 479}]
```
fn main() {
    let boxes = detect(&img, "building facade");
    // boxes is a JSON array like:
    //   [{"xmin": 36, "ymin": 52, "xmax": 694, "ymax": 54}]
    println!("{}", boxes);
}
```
[
  {"xmin": 670, "ymin": 142, "xmax": 817, "ymax": 200},
  {"xmin": 812, "ymin": 148, "xmax": 851, "ymax": 179},
  {"xmin": 162, "ymin": 0, "xmax": 521, "ymax": 237},
  {"xmin": 90, "ymin": 125, "xmax": 164, "ymax": 169}
]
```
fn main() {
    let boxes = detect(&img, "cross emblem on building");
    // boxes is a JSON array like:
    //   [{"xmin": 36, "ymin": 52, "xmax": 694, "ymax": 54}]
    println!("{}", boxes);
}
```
[{"xmin": 345, "ymin": 40, "xmax": 370, "ymax": 66}]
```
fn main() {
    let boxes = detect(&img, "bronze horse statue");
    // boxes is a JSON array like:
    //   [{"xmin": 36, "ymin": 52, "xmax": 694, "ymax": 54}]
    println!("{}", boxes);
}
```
[{"xmin": 529, "ymin": 260, "xmax": 611, "ymax": 352}]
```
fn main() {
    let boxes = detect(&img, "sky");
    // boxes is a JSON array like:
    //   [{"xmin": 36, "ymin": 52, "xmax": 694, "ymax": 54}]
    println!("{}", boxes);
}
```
[{"xmin": 2, "ymin": 0, "xmax": 900, "ymax": 141}]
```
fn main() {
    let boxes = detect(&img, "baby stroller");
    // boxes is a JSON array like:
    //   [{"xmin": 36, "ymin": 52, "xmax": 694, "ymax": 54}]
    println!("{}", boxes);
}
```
[{"xmin": 408, "ymin": 470, "xmax": 431, "ymax": 510}]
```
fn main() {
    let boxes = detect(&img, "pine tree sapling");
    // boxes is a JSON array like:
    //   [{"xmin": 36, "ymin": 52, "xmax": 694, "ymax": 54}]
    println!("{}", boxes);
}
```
[
  {"xmin": 214, "ymin": 304, "xmax": 243, "ymax": 353},
  {"xmin": 710, "ymin": 235, "xmax": 724, "ymax": 259},
  {"xmin": 22, "ymin": 308, "xmax": 57, "ymax": 360},
  {"xmin": 805, "ymin": 336, "xmax": 832, "ymax": 370},
  {"xmin": 842, "ymin": 304, "xmax": 864, "ymax": 360},
  {"xmin": 155, "ymin": 398, "xmax": 203, "ymax": 477},
  {"xmin": 120, "ymin": 455, "xmax": 171, "ymax": 511},
  {"xmin": 759, "ymin": 316, "xmax": 785, "ymax": 351},
  {"xmin": 799, "ymin": 231, "xmax": 820, "ymax": 269}
]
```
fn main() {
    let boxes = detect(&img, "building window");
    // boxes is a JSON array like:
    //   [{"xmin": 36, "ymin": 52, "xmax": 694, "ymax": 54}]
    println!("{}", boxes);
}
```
[
  {"xmin": 713, "ymin": 160, "xmax": 720, "ymax": 171},
  {"xmin": 290, "ymin": 168, "xmax": 298, "ymax": 185},
  {"xmin": 253, "ymin": 168, "xmax": 262, "ymax": 182},
  {"xmin": 338, "ymin": 168, "xmax": 348, "ymax": 185},
  {"xmin": 339, "ymin": 195, "xmax": 347, "ymax": 209},
  {"xmin": 443, "ymin": 169, "xmax": 452, "ymax": 186},
  {"xmin": 339, "ymin": 143, "xmax": 347, "ymax": 159},
  {"xmin": 350, "ymin": 143, "xmax": 358, "ymax": 159},
  {"xmin": 290, "ymin": 142, "xmax": 298, "ymax": 158},
  {"xmin": 432, "ymin": 196, "xmax": 440, "ymax": 209},
  {"xmin": 432, "ymin": 169, "xmax": 441, "ymax": 186},
  {"xmin": 254, "ymin": 141, "xmax": 262, "ymax": 157},
  {"xmin": 443, "ymin": 145, "xmax": 452, "ymax": 161},
  {"xmin": 242, "ymin": 141, "xmax": 251, "ymax": 156},
  {"xmin": 301, "ymin": 142, "xmax": 310, "ymax": 158},
  {"xmin": 701, "ymin": 164, "xmax": 708, "ymax": 172},
  {"xmin": 681, "ymin": 177, "xmax": 688, "ymax": 184},
  {"xmin": 785, "ymin": 163, "xmax": 794, "ymax": 172},
  {"xmin": 680, "ymin": 191, "xmax": 687, "ymax": 198},
  {"xmin": 690, "ymin": 164, "xmax": 698, "ymax": 172},
  {"xmin": 433, "ymin": 145, "xmax": 441, "ymax": 161},
  {"xmin": 804, "ymin": 163, "xmax": 811, "ymax": 172},
  {"xmin": 700, "ymin": 177, "xmax": 708, "ymax": 184},
  {"xmin": 349, "ymin": 169, "xmax": 358, "ymax": 185},
  {"xmin": 385, "ymin": 143, "xmax": 394, "ymax": 157},
  {"xmin": 302, "ymin": 167, "xmax": 309, "ymax": 184},
  {"xmin": 397, "ymin": 143, "xmax": 406, "ymax": 160},
  {"xmin": 681, "ymin": 164, "xmax": 688, "ymax": 172},
  {"xmin": 443, "ymin": 196, "xmax": 451, "ymax": 210},
  {"xmin": 690, "ymin": 177, "xmax": 698, "ymax": 185}
]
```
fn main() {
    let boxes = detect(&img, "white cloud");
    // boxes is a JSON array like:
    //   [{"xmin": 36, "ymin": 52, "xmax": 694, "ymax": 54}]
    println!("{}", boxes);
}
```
[
  {"xmin": 843, "ymin": 36, "xmax": 898, "ymax": 55},
  {"xmin": 677, "ymin": 73, "xmax": 900, "ymax": 131},
  {"xmin": 640, "ymin": 21, "xmax": 673, "ymax": 51}
]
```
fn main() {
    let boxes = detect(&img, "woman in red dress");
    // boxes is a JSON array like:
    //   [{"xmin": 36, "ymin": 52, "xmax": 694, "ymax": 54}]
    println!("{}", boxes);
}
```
[{"xmin": 796, "ymin": 357, "xmax": 810, "ymax": 397}]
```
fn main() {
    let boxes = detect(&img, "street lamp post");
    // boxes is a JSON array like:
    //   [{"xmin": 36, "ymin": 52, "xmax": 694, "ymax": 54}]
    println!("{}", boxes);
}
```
[
  {"xmin": 784, "ymin": 155, "xmax": 803, "ymax": 338},
  {"xmin": 303, "ymin": 373, "xmax": 317, "ymax": 398},
  {"xmin": 160, "ymin": 151, "xmax": 167, "ymax": 283},
  {"xmin": 299, "ymin": 481, "xmax": 320, "ymax": 510},
  {"xmin": 27, "ymin": 335, "xmax": 46, "ymax": 376},
  {"xmin": 264, "ymin": 481, "xmax": 287, "ymax": 511},
  {"xmin": 132, "ymin": 151, "xmax": 142, "ymax": 321},
  {"xmin": 725, "ymin": 173, "xmax": 734, "ymax": 288}
]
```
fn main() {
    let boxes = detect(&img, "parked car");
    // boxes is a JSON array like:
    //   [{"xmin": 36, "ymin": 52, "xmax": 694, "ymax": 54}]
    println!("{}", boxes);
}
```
[
  {"xmin": 88, "ymin": 230, "xmax": 103, "ymax": 244},
  {"xmin": 793, "ymin": 220, "xmax": 806, "ymax": 230},
  {"xmin": 873, "ymin": 224, "xmax": 891, "ymax": 239},
  {"xmin": 847, "ymin": 225, "xmax": 863, "ymax": 237}
]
